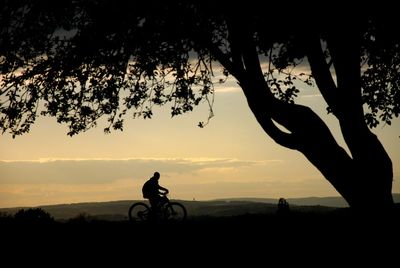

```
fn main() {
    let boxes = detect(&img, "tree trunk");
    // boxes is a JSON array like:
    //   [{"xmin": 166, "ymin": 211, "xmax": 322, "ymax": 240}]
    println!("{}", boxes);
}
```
[
  {"xmin": 302, "ymin": 29, "xmax": 395, "ymax": 211},
  {"xmin": 215, "ymin": 20, "xmax": 394, "ymax": 211},
  {"xmin": 239, "ymin": 65, "xmax": 394, "ymax": 212},
  {"xmin": 243, "ymin": 85, "xmax": 394, "ymax": 211}
]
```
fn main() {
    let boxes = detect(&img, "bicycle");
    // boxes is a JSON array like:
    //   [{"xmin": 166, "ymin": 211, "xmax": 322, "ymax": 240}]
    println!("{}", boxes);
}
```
[{"xmin": 128, "ymin": 193, "xmax": 187, "ymax": 222}]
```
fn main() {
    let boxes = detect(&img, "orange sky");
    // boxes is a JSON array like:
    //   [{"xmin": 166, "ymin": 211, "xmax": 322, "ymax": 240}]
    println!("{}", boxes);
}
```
[{"xmin": 1, "ymin": 76, "xmax": 399, "ymax": 208}]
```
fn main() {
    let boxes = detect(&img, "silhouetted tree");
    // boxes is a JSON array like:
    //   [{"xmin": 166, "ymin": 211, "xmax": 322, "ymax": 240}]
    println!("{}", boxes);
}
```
[
  {"xmin": 277, "ymin": 198, "xmax": 290, "ymax": 216},
  {"xmin": 14, "ymin": 208, "xmax": 55, "ymax": 224},
  {"xmin": 0, "ymin": 211, "xmax": 13, "ymax": 224},
  {"xmin": 1, "ymin": 1, "xmax": 399, "ymax": 210},
  {"xmin": 67, "ymin": 212, "xmax": 92, "ymax": 224}
]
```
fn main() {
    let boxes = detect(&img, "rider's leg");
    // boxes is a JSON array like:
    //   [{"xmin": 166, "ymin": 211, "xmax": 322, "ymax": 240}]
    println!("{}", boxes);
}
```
[
  {"xmin": 159, "ymin": 195, "xmax": 168, "ymax": 206},
  {"xmin": 149, "ymin": 197, "xmax": 158, "ymax": 212},
  {"xmin": 150, "ymin": 195, "xmax": 162, "ymax": 215}
]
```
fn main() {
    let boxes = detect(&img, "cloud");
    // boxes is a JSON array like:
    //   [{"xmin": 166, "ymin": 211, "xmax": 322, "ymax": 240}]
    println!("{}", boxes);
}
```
[
  {"xmin": 0, "ymin": 157, "xmax": 287, "ymax": 207},
  {"xmin": 214, "ymin": 86, "xmax": 241, "ymax": 93},
  {"xmin": 0, "ymin": 157, "xmax": 282, "ymax": 185},
  {"xmin": 299, "ymin": 93, "xmax": 323, "ymax": 99},
  {"xmin": 0, "ymin": 178, "xmax": 138, "ymax": 208}
]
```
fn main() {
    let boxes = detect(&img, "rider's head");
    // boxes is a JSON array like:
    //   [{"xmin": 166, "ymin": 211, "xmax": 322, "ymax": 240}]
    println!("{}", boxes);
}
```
[{"xmin": 153, "ymin": 171, "xmax": 160, "ymax": 180}]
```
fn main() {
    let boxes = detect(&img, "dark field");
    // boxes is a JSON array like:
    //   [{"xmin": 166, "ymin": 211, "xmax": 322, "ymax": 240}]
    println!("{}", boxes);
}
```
[{"xmin": 2, "ymin": 201, "xmax": 399, "ymax": 265}]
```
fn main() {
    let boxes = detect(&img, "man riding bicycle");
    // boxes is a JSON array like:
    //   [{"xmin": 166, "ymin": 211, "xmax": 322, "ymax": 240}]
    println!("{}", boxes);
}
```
[{"xmin": 142, "ymin": 172, "xmax": 169, "ymax": 213}]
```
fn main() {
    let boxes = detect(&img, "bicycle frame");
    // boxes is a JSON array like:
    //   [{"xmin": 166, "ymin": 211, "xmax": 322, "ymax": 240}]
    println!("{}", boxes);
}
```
[{"xmin": 128, "ymin": 195, "xmax": 187, "ymax": 222}]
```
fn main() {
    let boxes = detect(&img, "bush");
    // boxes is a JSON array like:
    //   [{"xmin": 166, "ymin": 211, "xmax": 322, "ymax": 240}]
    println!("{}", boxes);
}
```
[
  {"xmin": 0, "ymin": 211, "xmax": 14, "ymax": 224},
  {"xmin": 14, "ymin": 208, "xmax": 55, "ymax": 224},
  {"xmin": 67, "ymin": 212, "xmax": 92, "ymax": 224}
]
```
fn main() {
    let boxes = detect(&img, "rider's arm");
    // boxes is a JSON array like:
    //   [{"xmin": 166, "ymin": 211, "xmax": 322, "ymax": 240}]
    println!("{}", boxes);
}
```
[{"xmin": 158, "ymin": 185, "xmax": 169, "ymax": 193}]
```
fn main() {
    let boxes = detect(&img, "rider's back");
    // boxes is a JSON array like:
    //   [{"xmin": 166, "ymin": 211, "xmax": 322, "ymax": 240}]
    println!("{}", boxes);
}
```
[{"xmin": 142, "ymin": 179, "xmax": 157, "ymax": 198}]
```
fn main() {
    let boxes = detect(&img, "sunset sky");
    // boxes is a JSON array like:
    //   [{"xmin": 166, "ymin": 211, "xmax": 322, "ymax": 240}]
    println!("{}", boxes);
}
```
[{"xmin": 1, "ymin": 73, "xmax": 399, "ymax": 208}]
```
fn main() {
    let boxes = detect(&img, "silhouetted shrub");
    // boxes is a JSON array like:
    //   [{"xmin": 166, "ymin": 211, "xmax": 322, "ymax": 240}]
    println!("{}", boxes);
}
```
[
  {"xmin": 277, "ymin": 198, "xmax": 290, "ymax": 216},
  {"xmin": 0, "ymin": 211, "xmax": 14, "ymax": 224},
  {"xmin": 67, "ymin": 212, "xmax": 92, "ymax": 224},
  {"xmin": 14, "ymin": 208, "xmax": 55, "ymax": 224}
]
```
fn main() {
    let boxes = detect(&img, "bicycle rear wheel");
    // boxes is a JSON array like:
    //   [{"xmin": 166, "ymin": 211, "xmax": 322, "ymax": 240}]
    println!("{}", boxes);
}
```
[
  {"xmin": 128, "ymin": 202, "xmax": 151, "ymax": 222},
  {"xmin": 164, "ymin": 202, "xmax": 187, "ymax": 222}
]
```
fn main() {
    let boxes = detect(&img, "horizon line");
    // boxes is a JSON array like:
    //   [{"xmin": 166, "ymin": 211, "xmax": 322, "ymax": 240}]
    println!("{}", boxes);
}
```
[{"xmin": 2, "ymin": 194, "xmax": 399, "ymax": 210}]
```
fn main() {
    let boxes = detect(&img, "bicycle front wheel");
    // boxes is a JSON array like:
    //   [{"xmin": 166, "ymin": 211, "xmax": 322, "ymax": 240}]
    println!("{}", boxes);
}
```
[
  {"xmin": 128, "ymin": 202, "xmax": 151, "ymax": 222},
  {"xmin": 164, "ymin": 202, "xmax": 187, "ymax": 222}
]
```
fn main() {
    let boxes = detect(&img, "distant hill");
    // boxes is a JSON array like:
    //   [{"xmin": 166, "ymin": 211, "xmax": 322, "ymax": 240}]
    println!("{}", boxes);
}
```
[
  {"xmin": 0, "ymin": 199, "xmax": 278, "ymax": 221},
  {"xmin": 0, "ymin": 199, "xmax": 332, "ymax": 221},
  {"xmin": 1, "ymin": 194, "xmax": 399, "ymax": 221},
  {"xmin": 215, "ymin": 196, "xmax": 349, "ymax": 207},
  {"xmin": 217, "ymin": 193, "xmax": 400, "ymax": 207}
]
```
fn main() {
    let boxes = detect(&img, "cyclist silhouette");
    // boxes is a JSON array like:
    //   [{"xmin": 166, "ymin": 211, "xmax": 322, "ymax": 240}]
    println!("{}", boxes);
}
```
[
  {"xmin": 142, "ymin": 172, "xmax": 169, "ymax": 213},
  {"xmin": 129, "ymin": 173, "xmax": 187, "ymax": 222}
]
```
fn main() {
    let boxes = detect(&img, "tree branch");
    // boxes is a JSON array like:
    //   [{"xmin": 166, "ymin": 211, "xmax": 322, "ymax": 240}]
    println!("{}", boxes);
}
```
[
  {"xmin": 306, "ymin": 36, "xmax": 338, "ymax": 113},
  {"xmin": 208, "ymin": 43, "xmax": 244, "ymax": 80},
  {"xmin": 240, "ymin": 30, "xmax": 264, "ymax": 83},
  {"xmin": 224, "ymin": 17, "xmax": 296, "ymax": 148},
  {"xmin": 328, "ymin": 30, "xmax": 362, "ymax": 113}
]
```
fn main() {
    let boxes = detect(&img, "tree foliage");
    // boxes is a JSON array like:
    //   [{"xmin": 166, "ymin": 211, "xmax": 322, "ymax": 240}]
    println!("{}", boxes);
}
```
[
  {"xmin": 1, "ymin": 1, "xmax": 398, "ymax": 138},
  {"xmin": 14, "ymin": 208, "xmax": 55, "ymax": 223},
  {"xmin": 1, "ymin": 0, "xmax": 216, "ymax": 136},
  {"xmin": 2, "ymin": 1, "xmax": 400, "ymax": 208}
]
